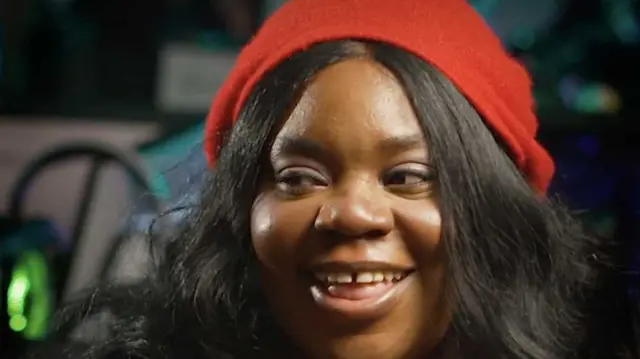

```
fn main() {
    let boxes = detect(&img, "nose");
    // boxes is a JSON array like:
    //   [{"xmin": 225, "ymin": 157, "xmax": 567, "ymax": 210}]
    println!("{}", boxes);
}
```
[{"xmin": 314, "ymin": 182, "xmax": 394, "ymax": 238}]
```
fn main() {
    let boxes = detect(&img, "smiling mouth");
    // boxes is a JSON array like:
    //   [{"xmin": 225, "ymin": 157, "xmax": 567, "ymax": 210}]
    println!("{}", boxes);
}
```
[
  {"xmin": 311, "ymin": 270, "xmax": 411, "ymax": 299},
  {"xmin": 304, "ymin": 262, "xmax": 415, "ymax": 319}
]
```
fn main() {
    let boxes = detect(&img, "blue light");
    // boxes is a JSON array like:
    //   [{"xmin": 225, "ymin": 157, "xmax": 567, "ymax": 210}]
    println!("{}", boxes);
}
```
[{"xmin": 576, "ymin": 135, "xmax": 600, "ymax": 157}]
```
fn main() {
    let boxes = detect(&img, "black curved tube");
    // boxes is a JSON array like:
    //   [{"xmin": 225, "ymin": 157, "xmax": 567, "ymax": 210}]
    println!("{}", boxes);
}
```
[{"xmin": 6, "ymin": 142, "xmax": 163, "ymax": 297}]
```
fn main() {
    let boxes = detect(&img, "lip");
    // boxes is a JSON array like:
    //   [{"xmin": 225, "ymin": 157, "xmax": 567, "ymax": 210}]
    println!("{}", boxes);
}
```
[{"xmin": 303, "ymin": 261, "xmax": 415, "ymax": 321}]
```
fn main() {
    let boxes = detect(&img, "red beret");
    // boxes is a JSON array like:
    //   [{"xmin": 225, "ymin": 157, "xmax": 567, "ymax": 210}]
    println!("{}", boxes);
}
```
[{"xmin": 204, "ymin": 0, "xmax": 555, "ymax": 193}]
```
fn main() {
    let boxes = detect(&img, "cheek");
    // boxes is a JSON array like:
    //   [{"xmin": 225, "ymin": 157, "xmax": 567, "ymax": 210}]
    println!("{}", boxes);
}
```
[
  {"xmin": 395, "ymin": 199, "xmax": 450, "ymax": 340},
  {"xmin": 395, "ymin": 199, "xmax": 443, "ymax": 262},
  {"xmin": 395, "ymin": 199, "xmax": 446, "ymax": 295},
  {"xmin": 250, "ymin": 193, "xmax": 319, "ymax": 274}
]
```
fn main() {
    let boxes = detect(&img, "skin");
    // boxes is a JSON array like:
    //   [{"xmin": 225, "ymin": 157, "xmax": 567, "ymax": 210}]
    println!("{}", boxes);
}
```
[{"xmin": 251, "ymin": 59, "xmax": 450, "ymax": 359}]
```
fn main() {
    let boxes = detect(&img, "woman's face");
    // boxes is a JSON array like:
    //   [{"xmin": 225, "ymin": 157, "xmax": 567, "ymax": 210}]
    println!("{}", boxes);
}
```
[{"xmin": 251, "ymin": 59, "xmax": 449, "ymax": 359}]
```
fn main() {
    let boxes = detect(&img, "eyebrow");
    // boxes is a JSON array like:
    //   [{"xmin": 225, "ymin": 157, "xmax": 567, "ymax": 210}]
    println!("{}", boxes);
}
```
[
  {"xmin": 272, "ymin": 136, "xmax": 328, "ymax": 160},
  {"xmin": 271, "ymin": 133, "xmax": 427, "ymax": 159},
  {"xmin": 377, "ymin": 134, "xmax": 426, "ymax": 153}
]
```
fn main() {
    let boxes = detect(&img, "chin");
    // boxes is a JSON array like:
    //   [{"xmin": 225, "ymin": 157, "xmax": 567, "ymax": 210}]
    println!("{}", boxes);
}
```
[
  {"xmin": 261, "ymin": 270, "xmax": 449, "ymax": 359},
  {"xmin": 301, "ymin": 333, "xmax": 438, "ymax": 359},
  {"xmin": 274, "ymin": 303, "xmax": 447, "ymax": 359}
]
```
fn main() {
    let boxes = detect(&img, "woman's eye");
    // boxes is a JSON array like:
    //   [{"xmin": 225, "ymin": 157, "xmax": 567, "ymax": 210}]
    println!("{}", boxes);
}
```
[
  {"xmin": 385, "ymin": 172, "xmax": 427, "ymax": 185},
  {"xmin": 383, "ymin": 165, "xmax": 435, "ymax": 190},
  {"xmin": 275, "ymin": 169, "xmax": 327, "ymax": 195}
]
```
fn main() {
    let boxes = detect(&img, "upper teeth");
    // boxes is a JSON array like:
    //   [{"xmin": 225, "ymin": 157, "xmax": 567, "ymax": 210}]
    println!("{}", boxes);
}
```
[{"xmin": 314, "ymin": 271, "xmax": 406, "ymax": 284}]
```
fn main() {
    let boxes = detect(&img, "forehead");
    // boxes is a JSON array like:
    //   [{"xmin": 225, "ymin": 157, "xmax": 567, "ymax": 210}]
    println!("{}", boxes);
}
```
[{"xmin": 273, "ymin": 59, "xmax": 424, "ymax": 151}]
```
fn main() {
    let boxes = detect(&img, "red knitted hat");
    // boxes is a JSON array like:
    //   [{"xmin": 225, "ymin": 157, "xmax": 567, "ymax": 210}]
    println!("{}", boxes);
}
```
[{"xmin": 204, "ymin": 0, "xmax": 555, "ymax": 193}]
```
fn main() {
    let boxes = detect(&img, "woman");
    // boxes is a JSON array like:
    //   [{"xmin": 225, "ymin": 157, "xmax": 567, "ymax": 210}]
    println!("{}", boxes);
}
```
[{"xmin": 36, "ymin": 0, "xmax": 637, "ymax": 358}]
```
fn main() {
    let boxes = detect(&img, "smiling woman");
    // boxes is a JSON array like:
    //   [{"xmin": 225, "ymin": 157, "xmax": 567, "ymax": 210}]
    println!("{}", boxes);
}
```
[
  {"xmin": 32, "ymin": 1, "xmax": 638, "ymax": 359},
  {"xmin": 250, "ymin": 58, "xmax": 449, "ymax": 358}
]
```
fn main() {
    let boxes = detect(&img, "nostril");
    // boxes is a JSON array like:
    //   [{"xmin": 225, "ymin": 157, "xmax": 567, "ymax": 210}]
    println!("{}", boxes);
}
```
[{"xmin": 314, "ymin": 208, "xmax": 393, "ymax": 238}]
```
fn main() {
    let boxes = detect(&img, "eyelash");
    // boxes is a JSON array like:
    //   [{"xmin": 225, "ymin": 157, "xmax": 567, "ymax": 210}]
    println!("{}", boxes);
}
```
[
  {"xmin": 383, "ymin": 168, "xmax": 435, "ymax": 187},
  {"xmin": 275, "ymin": 169, "xmax": 327, "ymax": 194}
]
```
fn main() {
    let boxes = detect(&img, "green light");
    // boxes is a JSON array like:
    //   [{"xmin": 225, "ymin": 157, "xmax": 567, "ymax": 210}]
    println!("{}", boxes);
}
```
[
  {"xmin": 5, "ymin": 250, "xmax": 52, "ymax": 340},
  {"xmin": 9, "ymin": 314, "xmax": 28, "ymax": 332},
  {"xmin": 7, "ymin": 270, "xmax": 29, "ymax": 314}
]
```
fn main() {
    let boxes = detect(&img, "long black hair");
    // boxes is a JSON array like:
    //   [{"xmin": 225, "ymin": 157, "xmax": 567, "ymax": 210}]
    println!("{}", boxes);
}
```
[{"xmin": 31, "ymin": 40, "xmax": 638, "ymax": 359}]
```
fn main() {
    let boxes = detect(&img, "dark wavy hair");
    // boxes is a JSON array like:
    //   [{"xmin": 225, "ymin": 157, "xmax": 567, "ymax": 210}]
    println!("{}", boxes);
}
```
[{"xmin": 31, "ymin": 40, "xmax": 638, "ymax": 359}]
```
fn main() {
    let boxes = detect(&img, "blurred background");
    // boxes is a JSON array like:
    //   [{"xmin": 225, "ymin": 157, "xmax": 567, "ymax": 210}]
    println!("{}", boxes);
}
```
[{"xmin": 0, "ymin": 0, "xmax": 639, "ymax": 357}]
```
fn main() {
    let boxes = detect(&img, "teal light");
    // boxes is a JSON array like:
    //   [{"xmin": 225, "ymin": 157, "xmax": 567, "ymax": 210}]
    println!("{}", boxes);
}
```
[
  {"xmin": 470, "ymin": 0, "xmax": 500, "ymax": 17},
  {"xmin": 607, "ymin": 0, "xmax": 640, "ymax": 44},
  {"xmin": 139, "ymin": 122, "xmax": 205, "ymax": 201},
  {"xmin": 510, "ymin": 28, "xmax": 537, "ymax": 50},
  {"xmin": 573, "ymin": 83, "xmax": 621, "ymax": 114}
]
